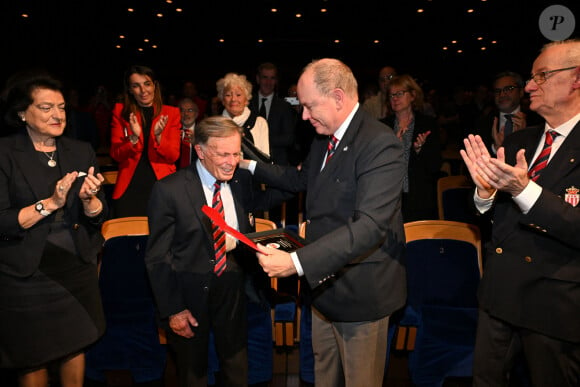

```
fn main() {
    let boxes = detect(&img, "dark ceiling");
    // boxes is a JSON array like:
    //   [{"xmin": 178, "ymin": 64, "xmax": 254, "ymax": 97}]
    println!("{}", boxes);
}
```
[{"xmin": 1, "ymin": 0, "xmax": 578, "ymax": 100}]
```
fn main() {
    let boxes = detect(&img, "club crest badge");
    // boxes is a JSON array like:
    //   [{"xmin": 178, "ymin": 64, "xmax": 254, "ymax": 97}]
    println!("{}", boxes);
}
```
[{"xmin": 564, "ymin": 186, "xmax": 579, "ymax": 207}]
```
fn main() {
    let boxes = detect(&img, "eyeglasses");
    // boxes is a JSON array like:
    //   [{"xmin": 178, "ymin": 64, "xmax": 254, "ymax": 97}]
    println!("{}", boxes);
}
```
[
  {"xmin": 379, "ymin": 74, "xmax": 395, "ymax": 82},
  {"xmin": 526, "ymin": 66, "xmax": 578, "ymax": 85},
  {"xmin": 180, "ymin": 108, "xmax": 197, "ymax": 113},
  {"xmin": 389, "ymin": 90, "xmax": 410, "ymax": 99},
  {"xmin": 493, "ymin": 85, "xmax": 520, "ymax": 95}
]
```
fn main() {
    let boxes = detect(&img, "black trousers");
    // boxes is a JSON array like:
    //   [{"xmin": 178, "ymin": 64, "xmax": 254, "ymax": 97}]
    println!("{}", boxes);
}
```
[
  {"xmin": 473, "ymin": 309, "xmax": 580, "ymax": 387},
  {"xmin": 168, "ymin": 271, "xmax": 248, "ymax": 387}
]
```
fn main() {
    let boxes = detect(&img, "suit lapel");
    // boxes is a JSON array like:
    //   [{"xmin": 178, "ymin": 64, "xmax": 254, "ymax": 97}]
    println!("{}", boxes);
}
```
[
  {"xmin": 229, "ymin": 173, "xmax": 251, "ymax": 233},
  {"xmin": 12, "ymin": 131, "xmax": 52, "ymax": 201},
  {"xmin": 537, "ymin": 121, "xmax": 580, "ymax": 187},
  {"xmin": 185, "ymin": 166, "xmax": 214, "ymax": 239}
]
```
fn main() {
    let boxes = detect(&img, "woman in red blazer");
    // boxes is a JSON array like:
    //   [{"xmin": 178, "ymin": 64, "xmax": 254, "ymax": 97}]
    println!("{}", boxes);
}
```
[{"xmin": 110, "ymin": 65, "xmax": 181, "ymax": 217}]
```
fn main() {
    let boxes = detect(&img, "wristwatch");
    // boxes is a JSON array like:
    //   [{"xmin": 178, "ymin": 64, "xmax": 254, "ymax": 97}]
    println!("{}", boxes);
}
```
[{"xmin": 35, "ymin": 200, "xmax": 52, "ymax": 216}]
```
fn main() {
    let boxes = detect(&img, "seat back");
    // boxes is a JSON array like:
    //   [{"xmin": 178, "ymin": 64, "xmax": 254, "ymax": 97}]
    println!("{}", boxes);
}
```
[
  {"xmin": 401, "ymin": 220, "xmax": 482, "ymax": 384},
  {"xmin": 86, "ymin": 216, "xmax": 166, "ymax": 384},
  {"xmin": 254, "ymin": 217, "xmax": 277, "ymax": 232},
  {"xmin": 437, "ymin": 175, "xmax": 478, "ymax": 224}
]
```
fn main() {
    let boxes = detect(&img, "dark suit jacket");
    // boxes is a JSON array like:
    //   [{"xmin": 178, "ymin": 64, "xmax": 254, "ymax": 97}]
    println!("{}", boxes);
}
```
[
  {"xmin": 471, "ymin": 107, "xmax": 543, "ymax": 154},
  {"xmin": 249, "ymin": 94, "xmax": 296, "ymax": 165},
  {"xmin": 145, "ymin": 165, "xmax": 286, "ymax": 319},
  {"xmin": 254, "ymin": 107, "xmax": 407, "ymax": 322},
  {"xmin": 383, "ymin": 112, "xmax": 442, "ymax": 221},
  {"xmin": 478, "ymin": 121, "xmax": 580, "ymax": 342},
  {"xmin": 0, "ymin": 130, "xmax": 108, "ymax": 277}
]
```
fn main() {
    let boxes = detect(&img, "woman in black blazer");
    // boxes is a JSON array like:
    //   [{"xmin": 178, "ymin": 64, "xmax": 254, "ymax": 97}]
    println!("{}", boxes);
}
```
[
  {"xmin": 382, "ymin": 75, "xmax": 442, "ymax": 221},
  {"xmin": 0, "ymin": 72, "xmax": 107, "ymax": 386}
]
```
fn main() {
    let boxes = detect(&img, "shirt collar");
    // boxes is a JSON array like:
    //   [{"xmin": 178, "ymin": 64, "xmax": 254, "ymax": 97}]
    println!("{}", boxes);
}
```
[
  {"xmin": 332, "ymin": 102, "xmax": 360, "ymax": 143},
  {"xmin": 545, "ymin": 111, "xmax": 580, "ymax": 137},
  {"xmin": 196, "ymin": 159, "xmax": 226, "ymax": 190},
  {"xmin": 258, "ymin": 93, "xmax": 273, "ymax": 102}
]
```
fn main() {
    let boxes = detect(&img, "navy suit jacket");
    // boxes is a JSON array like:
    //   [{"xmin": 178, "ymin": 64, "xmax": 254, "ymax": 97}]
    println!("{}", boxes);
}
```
[
  {"xmin": 254, "ymin": 107, "xmax": 407, "ymax": 322},
  {"xmin": 0, "ymin": 130, "xmax": 107, "ymax": 277},
  {"xmin": 478, "ymin": 120, "xmax": 580, "ymax": 342},
  {"xmin": 145, "ymin": 164, "xmax": 286, "ymax": 319}
]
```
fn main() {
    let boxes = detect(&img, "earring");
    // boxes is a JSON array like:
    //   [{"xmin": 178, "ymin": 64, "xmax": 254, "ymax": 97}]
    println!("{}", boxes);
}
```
[{"xmin": 19, "ymin": 115, "xmax": 25, "ymax": 122}]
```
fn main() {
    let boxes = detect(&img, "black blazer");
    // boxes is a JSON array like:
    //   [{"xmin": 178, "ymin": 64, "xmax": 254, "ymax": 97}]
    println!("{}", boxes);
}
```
[
  {"xmin": 478, "ymin": 121, "xmax": 580, "ymax": 342},
  {"xmin": 383, "ymin": 112, "xmax": 442, "ymax": 221},
  {"xmin": 254, "ymin": 107, "xmax": 407, "ymax": 322},
  {"xmin": 145, "ymin": 164, "xmax": 287, "ymax": 319},
  {"xmin": 0, "ymin": 130, "xmax": 107, "ymax": 277},
  {"xmin": 249, "ymin": 94, "xmax": 296, "ymax": 165}
]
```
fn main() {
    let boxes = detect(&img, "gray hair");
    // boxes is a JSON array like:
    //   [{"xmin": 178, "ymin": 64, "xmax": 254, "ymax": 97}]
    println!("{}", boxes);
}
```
[
  {"xmin": 216, "ymin": 73, "xmax": 253, "ymax": 102},
  {"xmin": 194, "ymin": 116, "xmax": 242, "ymax": 146}
]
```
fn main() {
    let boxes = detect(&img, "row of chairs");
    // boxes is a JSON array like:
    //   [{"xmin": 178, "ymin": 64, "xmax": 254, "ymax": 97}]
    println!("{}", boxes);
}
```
[{"xmin": 90, "ymin": 170, "xmax": 482, "ymax": 386}]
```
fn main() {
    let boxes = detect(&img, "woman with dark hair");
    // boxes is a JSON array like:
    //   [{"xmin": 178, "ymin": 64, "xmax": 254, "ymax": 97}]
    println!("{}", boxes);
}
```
[
  {"xmin": 0, "ymin": 71, "xmax": 107, "ymax": 386},
  {"xmin": 109, "ymin": 65, "xmax": 181, "ymax": 217},
  {"xmin": 382, "ymin": 74, "xmax": 442, "ymax": 221}
]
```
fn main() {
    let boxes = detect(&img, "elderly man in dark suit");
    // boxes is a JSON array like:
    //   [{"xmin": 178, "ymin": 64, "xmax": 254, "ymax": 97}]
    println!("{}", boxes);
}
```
[
  {"xmin": 145, "ymin": 116, "xmax": 282, "ymax": 386},
  {"xmin": 242, "ymin": 58, "xmax": 406, "ymax": 387},
  {"xmin": 461, "ymin": 39, "xmax": 580, "ymax": 386}
]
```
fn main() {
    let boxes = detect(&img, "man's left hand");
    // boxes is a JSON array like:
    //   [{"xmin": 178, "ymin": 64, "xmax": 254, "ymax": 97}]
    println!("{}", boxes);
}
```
[
  {"xmin": 477, "ymin": 147, "xmax": 530, "ymax": 197},
  {"xmin": 256, "ymin": 243, "xmax": 297, "ymax": 278}
]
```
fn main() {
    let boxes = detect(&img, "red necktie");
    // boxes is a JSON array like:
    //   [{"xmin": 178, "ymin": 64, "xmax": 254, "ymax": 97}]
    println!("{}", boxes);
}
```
[
  {"xmin": 212, "ymin": 181, "xmax": 227, "ymax": 276},
  {"xmin": 528, "ymin": 130, "xmax": 559, "ymax": 182},
  {"xmin": 325, "ymin": 135, "xmax": 338, "ymax": 165}
]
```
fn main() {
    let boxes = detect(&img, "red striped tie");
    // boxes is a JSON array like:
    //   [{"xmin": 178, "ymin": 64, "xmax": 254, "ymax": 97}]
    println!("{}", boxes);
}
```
[
  {"xmin": 528, "ymin": 130, "xmax": 559, "ymax": 182},
  {"xmin": 212, "ymin": 181, "xmax": 227, "ymax": 276},
  {"xmin": 325, "ymin": 135, "xmax": 338, "ymax": 165}
]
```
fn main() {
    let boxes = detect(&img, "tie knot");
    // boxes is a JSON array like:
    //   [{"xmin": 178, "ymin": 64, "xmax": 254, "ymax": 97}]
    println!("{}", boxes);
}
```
[
  {"xmin": 505, "ymin": 114, "xmax": 513, "ymax": 121},
  {"xmin": 213, "ymin": 181, "xmax": 222, "ymax": 191},
  {"xmin": 546, "ymin": 130, "xmax": 559, "ymax": 144}
]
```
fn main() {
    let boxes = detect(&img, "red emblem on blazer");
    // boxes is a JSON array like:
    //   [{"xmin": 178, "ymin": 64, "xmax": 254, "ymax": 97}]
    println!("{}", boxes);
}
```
[{"xmin": 564, "ymin": 186, "xmax": 579, "ymax": 207}]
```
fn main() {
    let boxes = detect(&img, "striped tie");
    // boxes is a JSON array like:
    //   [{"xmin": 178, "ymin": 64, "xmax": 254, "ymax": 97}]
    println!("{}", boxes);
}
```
[
  {"xmin": 528, "ymin": 130, "xmax": 559, "ymax": 182},
  {"xmin": 325, "ymin": 135, "xmax": 338, "ymax": 165},
  {"xmin": 212, "ymin": 181, "xmax": 227, "ymax": 276}
]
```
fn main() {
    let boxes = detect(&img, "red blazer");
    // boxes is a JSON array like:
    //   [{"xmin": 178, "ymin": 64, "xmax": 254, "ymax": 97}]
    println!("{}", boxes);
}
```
[{"xmin": 110, "ymin": 103, "xmax": 181, "ymax": 199}]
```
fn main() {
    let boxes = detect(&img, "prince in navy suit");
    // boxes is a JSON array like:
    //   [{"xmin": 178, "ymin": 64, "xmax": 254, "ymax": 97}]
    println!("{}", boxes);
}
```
[{"xmin": 243, "ymin": 58, "xmax": 406, "ymax": 387}]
